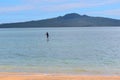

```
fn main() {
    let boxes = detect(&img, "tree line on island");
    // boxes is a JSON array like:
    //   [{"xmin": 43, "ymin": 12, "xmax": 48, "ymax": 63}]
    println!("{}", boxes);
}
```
[{"xmin": 0, "ymin": 13, "xmax": 120, "ymax": 28}]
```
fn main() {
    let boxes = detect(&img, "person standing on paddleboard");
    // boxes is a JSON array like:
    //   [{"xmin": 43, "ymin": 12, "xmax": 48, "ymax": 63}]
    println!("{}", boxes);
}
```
[{"xmin": 46, "ymin": 32, "xmax": 49, "ymax": 41}]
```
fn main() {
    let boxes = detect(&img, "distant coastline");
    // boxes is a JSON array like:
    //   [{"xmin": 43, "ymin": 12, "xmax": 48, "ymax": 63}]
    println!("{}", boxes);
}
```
[{"xmin": 0, "ymin": 13, "xmax": 120, "ymax": 28}]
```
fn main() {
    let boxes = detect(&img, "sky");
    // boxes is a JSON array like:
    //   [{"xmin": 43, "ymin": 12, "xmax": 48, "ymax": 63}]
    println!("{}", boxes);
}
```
[{"xmin": 0, "ymin": 0, "xmax": 120, "ymax": 23}]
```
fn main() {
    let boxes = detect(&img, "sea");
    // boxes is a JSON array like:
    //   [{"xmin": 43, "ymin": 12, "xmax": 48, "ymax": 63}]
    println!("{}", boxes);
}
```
[{"xmin": 0, "ymin": 27, "xmax": 120, "ymax": 75}]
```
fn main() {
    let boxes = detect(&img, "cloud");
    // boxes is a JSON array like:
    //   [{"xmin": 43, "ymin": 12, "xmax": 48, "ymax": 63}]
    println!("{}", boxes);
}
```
[
  {"xmin": 0, "ymin": 0, "xmax": 120, "ymax": 13},
  {"xmin": 40, "ymin": 0, "xmax": 120, "ymax": 12},
  {"xmin": 41, "ymin": 3, "xmax": 86, "ymax": 11},
  {"xmin": 91, "ymin": 9, "xmax": 120, "ymax": 16},
  {"xmin": 0, "ymin": 5, "xmax": 34, "ymax": 13},
  {"xmin": 23, "ymin": 0, "xmax": 66, "ymax": 4}
]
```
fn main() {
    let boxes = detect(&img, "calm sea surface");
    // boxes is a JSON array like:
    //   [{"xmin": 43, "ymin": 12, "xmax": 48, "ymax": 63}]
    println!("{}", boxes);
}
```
[{"xmin": 0, "ymin": 27, "xmax": 120, "ymax": 75}]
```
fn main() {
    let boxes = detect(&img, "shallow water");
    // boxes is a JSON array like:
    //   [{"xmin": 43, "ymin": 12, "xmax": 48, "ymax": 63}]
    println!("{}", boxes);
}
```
[{"xmin": 0, "ymin": 27, "xmax": 120, "ymax": 75}]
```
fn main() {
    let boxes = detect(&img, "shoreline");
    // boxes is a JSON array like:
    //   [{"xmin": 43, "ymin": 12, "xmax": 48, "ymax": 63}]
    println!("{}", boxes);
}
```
[{"xmin": 0, "ymin": 73, "xmax": 120, "ymax": 80}]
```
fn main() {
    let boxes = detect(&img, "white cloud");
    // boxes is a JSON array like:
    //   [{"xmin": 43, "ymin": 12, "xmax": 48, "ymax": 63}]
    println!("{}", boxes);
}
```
[
  {"xmin": 91, "ymin": 9, "xmax": 120, "ymax": 16},
  {"xmin": 0, "ymin": 5, "xmax": 34, "ymax": 13},
  {"xmin": 34, "ymin": 0, "xmax": 120, "ymax": 12},
  {"xmin": 0, "ymin": 0, "xmax": 120, "ymax": 13}
]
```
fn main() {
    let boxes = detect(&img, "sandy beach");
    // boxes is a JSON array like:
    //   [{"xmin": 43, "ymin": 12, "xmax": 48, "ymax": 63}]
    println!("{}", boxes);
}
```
[{"xmin": 0, "ymin": 73, "xmax": 120, "ymax": 80}]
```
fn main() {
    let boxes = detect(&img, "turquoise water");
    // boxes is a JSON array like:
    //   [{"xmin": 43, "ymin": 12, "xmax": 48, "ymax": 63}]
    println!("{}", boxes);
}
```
[{"xmin": 0, "ymin": 27, "xmax": 120, "ymax": 75}]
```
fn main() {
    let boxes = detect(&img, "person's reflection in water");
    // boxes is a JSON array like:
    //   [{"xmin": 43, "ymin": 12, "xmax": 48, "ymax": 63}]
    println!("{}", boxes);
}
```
[{"xmin": 46, "ymin": 32, "xmax": 49, "ymax": 42}]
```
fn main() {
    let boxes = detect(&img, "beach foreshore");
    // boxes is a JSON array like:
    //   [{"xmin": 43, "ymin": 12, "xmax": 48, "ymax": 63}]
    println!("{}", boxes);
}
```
[{"xmin": 0, "ymin": 73, "xmax": 120, "ymax": 80}]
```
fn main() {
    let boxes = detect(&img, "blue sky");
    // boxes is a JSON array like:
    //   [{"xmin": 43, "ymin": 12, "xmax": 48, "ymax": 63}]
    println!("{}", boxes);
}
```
[{"xmin": 0, "ymin": 0, "xmax": 120, "ymax": 23}]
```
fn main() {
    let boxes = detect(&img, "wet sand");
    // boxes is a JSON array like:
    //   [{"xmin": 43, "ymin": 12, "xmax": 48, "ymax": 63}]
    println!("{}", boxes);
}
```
[{"xmin": 0, "ymin": 73, "xmax": 120, "ymax": 80}]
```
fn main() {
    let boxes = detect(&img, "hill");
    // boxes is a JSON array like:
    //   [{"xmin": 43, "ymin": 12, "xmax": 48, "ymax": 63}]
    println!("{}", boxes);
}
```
[{"xmin": 0, "ymin": 13, "xmax": 120, "ymax": 28}]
